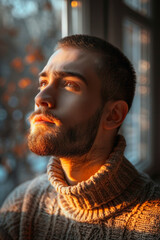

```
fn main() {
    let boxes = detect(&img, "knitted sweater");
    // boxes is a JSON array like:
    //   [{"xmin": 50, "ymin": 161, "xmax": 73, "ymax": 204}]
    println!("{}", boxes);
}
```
[{"xmin": 0, "ymin": 136, "xmax": 160, "ymax": 240}]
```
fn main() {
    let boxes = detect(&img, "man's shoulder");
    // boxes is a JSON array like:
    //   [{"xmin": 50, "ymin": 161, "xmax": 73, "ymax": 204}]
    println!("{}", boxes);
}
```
[
  {"xmin": 0, "ymin": 174, "xmax": 55, "ymax": 239},
  {"xmin": 135, "ymin": 177, "xmax": 160, "ymax": 211},
  {"xmin": 141, "ymin": 181, "xmax": 160, "ymax": 214},
  {"xmin": 1, "ymin": 173, "xmax": 50, "ymax": 208},
  {"xmin": 130, "ymin": 180, "xmax": 160, "ymax": 232},
  {"xmin": 143, "ymin": 179, "xmax": 160, "ymax": 202},
  {"xmin": 130, "ymin": 193, "xmax": 160, "ymax": 238}
]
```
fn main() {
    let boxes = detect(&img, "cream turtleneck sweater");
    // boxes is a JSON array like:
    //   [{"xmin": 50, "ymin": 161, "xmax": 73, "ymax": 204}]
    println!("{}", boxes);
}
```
[{"xmin": 0, "ymin": 135, "xmax": 160, "ymax": 239}]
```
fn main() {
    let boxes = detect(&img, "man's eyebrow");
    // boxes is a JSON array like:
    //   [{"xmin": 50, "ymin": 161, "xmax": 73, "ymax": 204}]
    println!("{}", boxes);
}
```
[
  {"xmin": 39, "ymin": 71, "xmax": 88, "ymax": 85},
  {"xmin": 39, "ymin": 72, "xmax": 48, "ymax": 78}
]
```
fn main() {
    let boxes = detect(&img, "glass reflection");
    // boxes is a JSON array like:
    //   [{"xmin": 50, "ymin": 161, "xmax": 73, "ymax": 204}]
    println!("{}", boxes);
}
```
[
  {"xmin": 124, "ymin": 0, "xmax": 151, "ymax": 17},
  {"xmin": 122, "ymin": 18, "xmax": 150, "ymax": 166}
]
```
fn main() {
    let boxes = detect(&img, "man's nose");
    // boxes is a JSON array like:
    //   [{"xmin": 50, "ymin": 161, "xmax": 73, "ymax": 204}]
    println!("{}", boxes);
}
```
[{"xmin": 35, "ymin": 87, "xmax": 55, "ymax": 109}]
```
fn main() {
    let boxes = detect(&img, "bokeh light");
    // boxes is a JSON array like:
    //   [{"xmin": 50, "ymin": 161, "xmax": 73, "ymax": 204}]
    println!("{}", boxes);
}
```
[
  {"xmin": 0, "ymin": 0, "xmax": 62, "ymax": 205},
  {"xmin": 0, "ymin": 108, "xmax": 7, "ymax": 121},
  {"xmin": 12, "ymin": 109, "xmax": 23, "ymax": 121},
  {"xmin": 18, "ymin": 78, "xmax": 31, "ymax": 88}
]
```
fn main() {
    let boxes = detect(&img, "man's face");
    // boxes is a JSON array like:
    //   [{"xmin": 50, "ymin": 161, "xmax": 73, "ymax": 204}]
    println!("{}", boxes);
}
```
[{"xmin": 28, "ymin": 47, "xmax": 103, "ymax": 157}]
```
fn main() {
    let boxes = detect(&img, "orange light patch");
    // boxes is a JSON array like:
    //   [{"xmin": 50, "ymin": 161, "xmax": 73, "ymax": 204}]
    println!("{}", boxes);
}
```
[
  {"xmin": 44, "ymin": 1, "xmax": 52, "ymax": 11},
  {"xmin": 18, "ymin": 78, "xmax": 31, "ymax": 88},
  {"xmin": 7, "ymin": 28, "xmax": 18, "ymax": 37},
  {"xmin": 0, "ymin": 77, "xmax": 6, "ymax": 87},
  {"xmin": 12, "ymin": 142, "xmax": 27, "ymax": 158},
  {"xmin": 6, "ymin": 82, "xmax": 16, "ymax": 94},
  {"xmin": 2, "ymin": 93, "xmax": 10, "ymax": 102},
  {"xmin": 30, "ymin": 66, "xmax": 39, "ymax": 75},
  {"xmin": 71, "ymin": 1, "xmax": 81, "ymax": 8},
  {"xmin": 25, "ymin": 48, "xmax": 45, "ymax": 64},
  {"xmin": 11, "ymin": 57, "xmax": 24, "ymax": 72},
  {"xmin": 25, "ymin": 54, "xmax": 35, "ymax": 64}
]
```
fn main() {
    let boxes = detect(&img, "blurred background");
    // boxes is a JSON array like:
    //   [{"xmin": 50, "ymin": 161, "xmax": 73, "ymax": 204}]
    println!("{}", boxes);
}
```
[{"xmin": 0, "ymin": 0, "xmax": 160, "ymax": 206}]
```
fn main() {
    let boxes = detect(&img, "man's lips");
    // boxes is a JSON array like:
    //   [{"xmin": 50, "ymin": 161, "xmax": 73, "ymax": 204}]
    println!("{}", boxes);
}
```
[{"xmin": 32, "ymin": 114, "xmax": 55, "ymax": 124}]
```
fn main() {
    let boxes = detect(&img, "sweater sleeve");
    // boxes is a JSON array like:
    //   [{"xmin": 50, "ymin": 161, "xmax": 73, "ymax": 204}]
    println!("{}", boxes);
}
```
[
  {"xmin": 0, "ymin": 180, "xmax": 32, "ymax": 240},
  {"xmin": 125, "ymin": 183, "xmax": 160, "ymax": 239}
]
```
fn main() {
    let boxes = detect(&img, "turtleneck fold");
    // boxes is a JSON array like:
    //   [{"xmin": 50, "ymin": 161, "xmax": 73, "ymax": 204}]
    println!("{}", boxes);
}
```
[
  {"xmin": 1, "ymin": 135, "xmax": 160, "ymax": 239},
  {"xmin": 47, "ymin": 135, "xmax": 146, "ymax": 222}
]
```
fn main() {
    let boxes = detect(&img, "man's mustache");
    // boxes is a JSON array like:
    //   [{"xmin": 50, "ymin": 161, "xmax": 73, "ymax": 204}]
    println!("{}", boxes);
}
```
[{"xmin": 28, "ymin": 107, "xmax": 60, "ymax": 124}]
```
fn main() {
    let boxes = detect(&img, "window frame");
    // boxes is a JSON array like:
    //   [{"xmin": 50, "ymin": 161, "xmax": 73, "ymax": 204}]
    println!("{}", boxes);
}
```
[{"xmin": 105, "ymin": 0, "xmax": 160, "ymax": 175}]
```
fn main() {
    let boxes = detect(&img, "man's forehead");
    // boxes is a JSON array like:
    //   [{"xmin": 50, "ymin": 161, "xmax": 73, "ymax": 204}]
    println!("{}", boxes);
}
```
[
  {"xmin": 39, "ymin": 47, "xmax": 103, "ymax": 92},
  {"xmin": 41, "ymin": 47, "xmax": 103, "ymax": 87},
  {"xmin": 47, "ymin": 47, "xmax": 102, "ymax": 67}
]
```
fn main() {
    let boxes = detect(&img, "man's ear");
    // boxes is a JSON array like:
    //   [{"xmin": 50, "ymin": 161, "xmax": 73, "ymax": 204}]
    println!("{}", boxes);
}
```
[{"xmin": 102, "ymin": 100, "xmax": 128, "ymax": 130}]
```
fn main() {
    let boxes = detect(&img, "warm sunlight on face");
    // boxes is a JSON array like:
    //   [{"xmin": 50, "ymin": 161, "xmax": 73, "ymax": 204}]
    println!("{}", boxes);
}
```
[{"xmin": 28, "ymin": 47, "xmax": 103, "ymax": 157}]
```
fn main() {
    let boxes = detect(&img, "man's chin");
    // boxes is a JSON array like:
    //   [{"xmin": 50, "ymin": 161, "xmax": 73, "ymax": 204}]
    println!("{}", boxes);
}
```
[{"xmin": 27, "ymin": 132, "xmax": 55, "ymax": 156}]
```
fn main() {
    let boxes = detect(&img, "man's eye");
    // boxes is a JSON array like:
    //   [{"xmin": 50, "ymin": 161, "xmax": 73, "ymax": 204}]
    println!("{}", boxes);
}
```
[
  {"xmin": 63, "ymin": 81, "xmax": 80, "ymax": 92},
  {"xmin": 38, "ymin": 80, "xmax": 47, "ymax": 90}
]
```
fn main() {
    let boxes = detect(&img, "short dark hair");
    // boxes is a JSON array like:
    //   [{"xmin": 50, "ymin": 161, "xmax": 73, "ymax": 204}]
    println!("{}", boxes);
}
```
[{"xmin": 56, "ymin": 34, "xmax": 136, "ymax": 110}]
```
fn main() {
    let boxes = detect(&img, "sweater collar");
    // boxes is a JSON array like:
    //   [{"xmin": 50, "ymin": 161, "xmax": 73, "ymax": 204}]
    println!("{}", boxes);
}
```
[{"xmin": 47, "ymin": 135, "xmax": 143, "ymax": 222}]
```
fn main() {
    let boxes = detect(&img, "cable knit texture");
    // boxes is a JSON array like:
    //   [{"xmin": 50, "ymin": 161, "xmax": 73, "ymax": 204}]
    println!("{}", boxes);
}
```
[{"xmin": 0, "ymin": 135, "xmax": 160, "ymax": 239}]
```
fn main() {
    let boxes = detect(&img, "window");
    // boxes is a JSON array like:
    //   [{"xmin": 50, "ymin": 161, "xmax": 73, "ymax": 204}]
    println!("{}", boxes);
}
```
[
  {"xmin": 122, "ymin": 18, "xmax": 151, "ymax": 167},
  {"xmin": 124, "ymin": 0, "xmax": 151, "ymax": 17},
  {"xmin": 0, "ymin": 0, "xmax": 63, "ymax": 205},
  {"xmin": 121, "ymin": 0, "xmax": 151, "ymax": 169},
  {"xmin": 106, "ymin": 0, "xmax": 153, "ymax": 169}
]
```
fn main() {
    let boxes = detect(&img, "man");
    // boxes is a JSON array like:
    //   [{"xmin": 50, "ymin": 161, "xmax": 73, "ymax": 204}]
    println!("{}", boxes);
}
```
[{"xmin": 0, "ymin": 35, "xmax": 160, "ymax": 239}]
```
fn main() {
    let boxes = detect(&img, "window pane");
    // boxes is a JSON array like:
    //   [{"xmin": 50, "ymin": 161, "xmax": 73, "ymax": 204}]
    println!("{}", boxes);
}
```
[
  {"xmin": 0, "ymin": 0, "xmax": 62, "ymax": 205},
  {"xmin": 124, "ymin": 0, "xmax": 151, "ymax": 17},
  {"xmin": 70, "ymin": 0, "xmax": 83, "ymax": 34},
  {"xmin": 122, "ymin": 18, "xmax": 150, "ymax": 166}
]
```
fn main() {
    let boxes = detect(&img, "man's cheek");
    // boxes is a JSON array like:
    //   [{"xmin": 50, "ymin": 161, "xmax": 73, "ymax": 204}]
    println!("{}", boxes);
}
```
[{"xmin": 57, "ymin": 95, "xmax": 87, "ymax": 120}]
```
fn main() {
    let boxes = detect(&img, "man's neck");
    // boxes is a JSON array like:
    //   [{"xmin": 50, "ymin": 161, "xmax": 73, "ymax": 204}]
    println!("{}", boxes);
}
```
[{"xmin": 59, "ymin": 135, "xmax": 115, "ymax": 185}]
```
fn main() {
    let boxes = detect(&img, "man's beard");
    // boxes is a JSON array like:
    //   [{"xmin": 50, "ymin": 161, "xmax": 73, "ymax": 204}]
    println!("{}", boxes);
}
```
[{"xmin": 28, "ymin": 107, "xmax": 103, "ymax": 157}]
